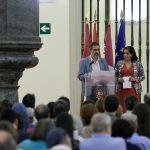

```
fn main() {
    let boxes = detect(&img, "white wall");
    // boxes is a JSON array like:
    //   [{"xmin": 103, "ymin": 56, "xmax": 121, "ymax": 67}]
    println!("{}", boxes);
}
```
[{"xmin": 19, "ymin": 0, "xmax": 70, "ymax": 106}]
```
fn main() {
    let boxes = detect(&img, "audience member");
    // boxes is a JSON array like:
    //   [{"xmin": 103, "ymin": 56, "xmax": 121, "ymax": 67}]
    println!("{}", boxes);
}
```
[
  {"xmin": 12, "ymin": 103, "xmax": 30, "ymax": 143},
  {"xmin": 55, "ymin": 112, "xmax": 79, "ymax": 150},
  {"xmin": 0, "ymin": 121, "xmax": 18, "ymax": 143},
  {"xmin": 18, "ymin": 118, "xmax": 54, "ymax": 150},
  {"xmin": 0, "ymin": 109, "xmax": 18, "ymax": 130},
  {"xmin": 104, "ymin": 95, "xmax": 119, "ymax": 123},
  {"xmin": 122, "ymin": 113, "xmax": 150, "ymax": 150},
  {"xmin": 22, "ymin": 93, "xmax": 35, "ymax": 108},
  {"xmin": 55, "ymin": 100, "xmax": 68, "ymax": 117},
  {"xmin": 112, "ymin": 119, "xmax": 141, "ymax": 150},
  {"xmin": 133, "ymin": 103, "xmax": 150, "ymax": 138},
  {"xmin": 144, "ymin": 93, "xmax": 150, "ymax": 103},
  {"xmin": 58, "ymin": 96, "xmax": 70, "ymax": 112},
  {"xmin": 80, "ymin": 113, "xmax": 126, "ymax": 150},
  {"xmin": 34, "ymin": 104, "xmax": 49, "ymax": 120},
  {"xmin": 122, "ymin": 95, "xmax": 138, "ymax": 116},
  {"xmin": 0, "ymin": 100, "xmax": 12, "ymax": 112},
  {"xmin": 0, "ymin": 130, "xmax": 17, "ymax": 150},
  {"xmin": 80, "ymin": 100, "xmax": 96, "ymax": 126},
  {"xmin": 46, "ymin": 127, "xmax": 72, "ymax": 149},
  {"xmin": 144, "ymin": 93, "xmax": 150, "ymax": 108},
  {"xmin": 47, "ymin": 102, "xmax": 55, "ymax": 119}
]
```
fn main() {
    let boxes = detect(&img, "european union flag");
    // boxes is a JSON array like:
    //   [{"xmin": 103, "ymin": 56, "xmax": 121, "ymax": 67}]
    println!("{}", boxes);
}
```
[{"xmin": 115, "ymin": 19, "xmax": 125, "ymax": 65}]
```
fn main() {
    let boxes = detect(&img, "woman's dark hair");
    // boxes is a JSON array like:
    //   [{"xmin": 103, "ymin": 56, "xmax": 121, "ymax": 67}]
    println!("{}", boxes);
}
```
[
  {"xmin": 30, "ymin": 118, "xmax": 54, "ymax": 140},
  {"xmin": 123, "ymin": 46, "xmax": 138, "ymax": 62},
  {"xmin": 133, "ymin": 103, "xmax": 150, "ymax": 138}
]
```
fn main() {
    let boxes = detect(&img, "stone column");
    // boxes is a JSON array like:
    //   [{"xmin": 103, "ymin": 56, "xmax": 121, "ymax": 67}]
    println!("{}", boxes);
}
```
[{"xmin": 0, "ymin": 0, "xmax": 42, "ymax": 103}]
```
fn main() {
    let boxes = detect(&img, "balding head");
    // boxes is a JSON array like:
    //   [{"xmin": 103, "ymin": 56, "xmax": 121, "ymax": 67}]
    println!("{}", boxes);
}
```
[
  {"xmin": 35, "ymin": 104, "xmax": 49, "ymax": 120},
  {"xmin": 91, "ymin": 113, "xmax": 111, "ymax": 133}
]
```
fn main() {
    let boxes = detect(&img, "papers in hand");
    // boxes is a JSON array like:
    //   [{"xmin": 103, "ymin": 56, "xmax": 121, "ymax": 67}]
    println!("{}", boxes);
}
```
[{"xmin": 123, "ymin": 76, "xmax": 132, "ymax": 89}]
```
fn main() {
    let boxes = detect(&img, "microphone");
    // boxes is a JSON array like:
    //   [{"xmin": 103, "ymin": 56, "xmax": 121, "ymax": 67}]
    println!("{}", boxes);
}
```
[{"xmin": 90, "ymin": 60, "xmax": 94, "ymax": 66}]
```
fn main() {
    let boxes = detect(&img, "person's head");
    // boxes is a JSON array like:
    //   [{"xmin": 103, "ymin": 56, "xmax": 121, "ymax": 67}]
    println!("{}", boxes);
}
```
[
  {"xmin": 144, "ymin": 93, "xmax": 150, "ymax": 108},
  {"xmin": 55, "ymin": 112, "xmax": 74, "ymax": 142},
  {"xmin": 12, "ymin": 103, "xmax": 29, "ymax": 130},
  {"xmin": 0, "ymin": 100, "xmax": 12, "ymax": 112},
  {"xmin": 104, "ymin": 95, "xmax": 119, "ymax": 113},
  {"xmin": 0, "ymin": 121, "xmax": 18, "ymax": 142},
  {"xmin": 91, "ymin": 113, "xmax": 111, "ymax": 134},
  {"xmin": 46, "ymin": 127, "xmax": 72, "ymax": 148},
  {"xmin": 121, "ymin": 113, "xmax": 138, "ymax": 132},
  {"xmin": 47, "ymin": 102, "xmax": 55, "ymax": 119},
  {"xmin": 123, "ymin": 46, "xmax": 138, "ymax": 62},
  {"xmin": 0, "ymin": 130, "xmax": 16, "ymax": 150},
  {"xmin": 22, "ymin": 93, "xmax": 35, "ymax": 108},
  {"xmin": 125, "ymin": 95, "xmax": 138, "ymax": 111},
  {"xmin": 0, "ymin": 109, "xmax": 18, "ymax": 130},
  {"xmin": 112, "ymin": 119, "xmax": 134, "ymax": 139},
  {"xmin": 80, "ymin": 100, "xmax": 96, "ymax": 125},
  {"xmin": 89, "ymin": 42, "xmax": 100, "ymax": 59},
  {"xmin": 31, "ymin": 118, "xmax": 54, "ymax": 141},
  {"xmin": 54, "ymin": 100, "xmax": 68, "ymax": 117},
  {"xmin": 58, "ymin": 96, "xmax": 70, "ymax": 112},
  {"xmin": 34, "ymin": 104, "xmax": 49, "ymax": 120},
  {"xmin": 133, "ymin": 103, "xmax": 150, "ymax": 138}
]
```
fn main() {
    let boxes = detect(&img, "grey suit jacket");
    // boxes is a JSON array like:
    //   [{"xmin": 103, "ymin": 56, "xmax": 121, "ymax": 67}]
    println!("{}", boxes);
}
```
[{"xmin": 78, "ymin": 56, "xmax": 109, "ymax": 81}]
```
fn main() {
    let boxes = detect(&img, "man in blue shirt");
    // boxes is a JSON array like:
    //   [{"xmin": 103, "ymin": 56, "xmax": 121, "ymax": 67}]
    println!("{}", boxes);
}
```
[{"xmin": 80, "ymin": 113, "xmax": 126, "ymax": 150}]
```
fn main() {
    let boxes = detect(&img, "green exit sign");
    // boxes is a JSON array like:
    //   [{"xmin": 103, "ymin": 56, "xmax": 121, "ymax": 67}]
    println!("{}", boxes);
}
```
[{"xmin": 40, "ymin": 23, "xmax": 51, "ymax": 34}]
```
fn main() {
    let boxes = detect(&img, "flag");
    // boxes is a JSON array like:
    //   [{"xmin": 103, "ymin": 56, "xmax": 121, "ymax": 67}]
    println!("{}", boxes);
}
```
[
  {"xmin": 115, "ymin": 19, "xmax": 125, "ymax": 65},
  {"xmin": 82, "ymin": 22, "xmax": 90, "ymax": 58},
  {"xmin": 92, "ymin": 21, "xmax": 99, "ymax": 43},
  {"xmin": 105, "ymin": 24, "xmax": 113, "ymax": 67}
]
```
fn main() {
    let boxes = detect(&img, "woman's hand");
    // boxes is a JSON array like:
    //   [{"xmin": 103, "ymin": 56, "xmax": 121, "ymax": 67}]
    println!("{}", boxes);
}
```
[
  {"xmin": 129, "ymin": 76, "xmax": 136, "ymax": 82},
  {"xmin": 119, "ymin": 78, "xmax": 124, "ymax": 83}
]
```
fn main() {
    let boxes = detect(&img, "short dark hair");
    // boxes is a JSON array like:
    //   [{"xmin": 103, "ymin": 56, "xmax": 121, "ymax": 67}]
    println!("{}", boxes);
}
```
[
  {"xmin": 104, "ymin": 95, "xmax": 119, "ymax": 112},
  {"xmin": 47, "ymin": 102, "xmax": 55, "ymax": 119},
  {"xmin": 22, "ymin": 93, "xmax": 35, "ymax": 108},
  {"xmin": 54, "ymin": 101, "xmax": 68, "ymax": 117},
  {"xmin": 0, "ymin": 110, "xmax": 18, "ymax": 124},
  {"xmin": 58, "ymin": 96, "xmax": 70, "ymax": 112},
  {"xmin": 112, "ymin": 119, "xmax": 134, "ymax": 139},
  {"xmin": 89, "ymin": 42, "xmax": 99, "ymax": 50},
  {"xmin": 125, "ymin": 95, "xmax": 138, "ymax": 111}
]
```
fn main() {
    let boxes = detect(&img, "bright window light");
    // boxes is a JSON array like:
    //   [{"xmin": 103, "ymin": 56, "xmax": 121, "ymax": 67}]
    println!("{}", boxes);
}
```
[{"xmin": 110, "ymin": 0, "xmax": 147, "ymax": 21}]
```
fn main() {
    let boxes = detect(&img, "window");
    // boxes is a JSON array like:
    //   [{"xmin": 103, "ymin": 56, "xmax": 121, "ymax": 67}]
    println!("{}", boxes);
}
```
[{"xmin": 110, "ymin": 0, "xmax": 147, "ymax": 21}]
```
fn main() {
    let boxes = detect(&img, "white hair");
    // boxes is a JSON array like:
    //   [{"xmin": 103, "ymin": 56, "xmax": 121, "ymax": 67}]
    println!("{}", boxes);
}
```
[{"xmin": 91, "ymin": 113, "xmax": 111, "ymax": 133}]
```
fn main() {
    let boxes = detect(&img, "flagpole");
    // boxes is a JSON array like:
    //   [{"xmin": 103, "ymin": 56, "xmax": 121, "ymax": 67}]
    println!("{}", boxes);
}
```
[
  {"xmin": 131, "ymin": 0, "xmax": 134, "ymax": 46},
  {"xmin": 90, "ymin": 0, "xmax": 92, "ymax": 42},
  {"xmin": 105, "ymin": 0, "xmax": 110, "ymax": 45},
  {"xmin": 97, "ymin": 0, "xmax": 100, "ymax": 39},
  {"xmin": 81, "ymin": 0, "xmax": 85, "ymax": 56},
  {"xmin": 123, "ymin": 0, "xmax": 126, "ymax": 44},
  {"xmin": 115, "ymin": 0, "xmax": 118, "ymax": 46},
  {"xmin": 146, "ymin": 0, "xmax": 149, "ymax": 92},
  {"xmin": 138, "ymin": 0, "xmax": 142, "ymax": 61}
]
